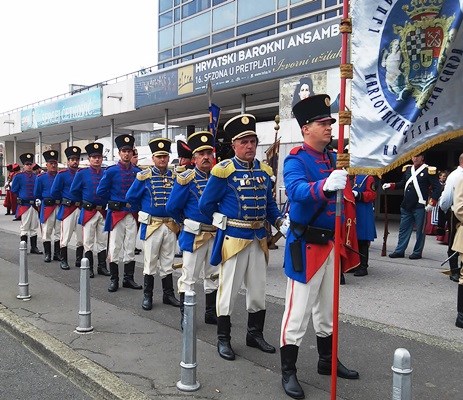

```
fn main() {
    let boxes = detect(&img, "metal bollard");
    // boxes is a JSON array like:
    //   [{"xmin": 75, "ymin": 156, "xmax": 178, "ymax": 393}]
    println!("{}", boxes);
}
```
[
  {"xmin": 75, "ymin": 258, "xmax": 93, "ymax": 333},
  {"xmin": 177, "ymin": 290, "xmax": 200, "ymax": 392},
  {"xmin": 392, "ymin": 348, "xmax": 413, "ymax": 400},
  {"xmin": 17, "ymin": 241, "xmax": 31, "ymax": 300}
]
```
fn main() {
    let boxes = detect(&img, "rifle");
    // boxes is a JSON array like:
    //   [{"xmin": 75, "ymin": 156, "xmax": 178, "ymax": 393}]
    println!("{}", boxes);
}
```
[{"xmin": 381, "ymin": 192, "xmax": 389, "ymax": 256}]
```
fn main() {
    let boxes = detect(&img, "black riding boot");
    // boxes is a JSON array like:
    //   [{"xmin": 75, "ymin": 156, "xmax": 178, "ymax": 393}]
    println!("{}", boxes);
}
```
[
  {"xmin": 354, "ymin": 240, "xmax": 370, "ymax": 277},
  {"xmin": 108, "ymin": 262, "xmax": 119, "ymax": 292},
  {"xmin": 217, "ymin": 315, "xmax": 235, "ymax": 360},
  {"xmin": 97, "ymin": 250, "xmax": 110, "ymax": 276},
  {"xmin": 60, "ymin": 247, "xmax": 70, "ymax": 270},
  {"xmin": 456, "ymin": 284, "xmax": 463, "ymax": 328},
  {"xmin": 246, "ymin": 310, "xmax": 276, "ymax": 353},
  {"xmin": 161, "ymin": 274, "xmax": 180, "ymax": 306},
  {"xmin": 43, "ymin": 241, "xmax": 52, "ymax": 262},
  {"xmin": 30, "ymin": 235, "xmax": 43, "ymax": 254},
  {"xmin": 142, "ymin": 274, "xmax": 154, "ymax": 310},
  {"xmin": 317, "ymin": 335, "xmax": 359, "ymax": 379},
  {"xmin": 84, "ymin": 251, "xmax": 94, "ymax": 278},
  {"xmin": 281, "ymin": 344, "xmax": 305, "ymax": 399},
  {"xmin": 205, "ymin": 290, "xmax": 218, "ymax": 325},
  {"xmin": 75, "ymin": 246, "xmax": 84, "ymax": 268},
  {"xmin": 179, "ymin": 292, "xmax": 185, "ymax": 329},
  {"xmin": 122, "ymin": 261, "xmax": 142, "ymax": 289},
  {"xmin": 53, "ymin": 241, "xmax": 61, "ymax": 261}
]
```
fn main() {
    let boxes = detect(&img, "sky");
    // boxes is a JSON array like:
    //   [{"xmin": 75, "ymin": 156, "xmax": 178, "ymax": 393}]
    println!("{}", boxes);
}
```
[{"xmin": 0, "ymin": 0, "xmax": 157, "ymax": 113}]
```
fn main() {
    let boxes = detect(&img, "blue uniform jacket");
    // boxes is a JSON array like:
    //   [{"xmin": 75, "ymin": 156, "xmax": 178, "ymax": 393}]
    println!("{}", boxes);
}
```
[
  {"xmin": 353, "ymin": 175, "xmax": 377, "ymax": 242},
  {"xmin": 125, "ymin": 166, "xmax": 175, "ymax": 240},
  {"xmin": 34, "ymin": 172, "xmax": 58, "ymax": 223},
  {"xmin": 96, "ymin": 162, "xmax": 140, "ymax": 231},
  {"xmin": 50, "ymin": 169, "xmax": 79, "ymax": 221},
  {"xmin": 198, "ymin": 157, "xmax": 281, "ymax": 266},
  {"xmin": 283, "ymin": 144, "xmax": 340, "ymax": 283},
  {"xmin": 11, "ymin": 171, "xmax": 36, "ymax": 204},
  {"xmin": 166, "ymin": 167, "xmax": 212, "ymax": 253},
  {"xmin": 69, "ymin": 166, "xmax": 106, "ymax": 225}
]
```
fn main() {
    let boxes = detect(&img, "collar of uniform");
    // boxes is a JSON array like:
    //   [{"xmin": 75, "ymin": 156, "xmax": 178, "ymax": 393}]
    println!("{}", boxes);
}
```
[
  {"xmin": 302, "ymin": 143, "xmax": 328, "ymax": 160},
  {"xmin": 234, "ymin": 156, "xmax": 254, "ymax": 169},
  {"xmin": 118, "ymin": 160, "xmax": 132, "ymax": 170},
  {"xmin": 152, "ymin": 165, "xmax": 168, "ymax": 175},
  {"xmin": 194, "ymin": 167, "xmax": 209, "ymax": 179}
]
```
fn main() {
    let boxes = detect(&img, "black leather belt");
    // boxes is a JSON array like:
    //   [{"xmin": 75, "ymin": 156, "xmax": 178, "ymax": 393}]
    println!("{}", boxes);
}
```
[
  {"xmin": 82, "ymin": 200, "xmax": 104, "ymax": 211},
  {"xmin": 290, "ymin": 221, "xmax": 334, "ymax": 244},
  {"xmin": 18, "ymin": 198, "xmax": 35, "ymax": 205},
  {"xmin": 108, "ymin": 200, "xmax": 127, "ymax": 211},
  {"xmin": 61, "ymin": 198, "xmax": 81, "ymax": 207},
  {"xmin": 44, "ymin": 198, "xmax": 60, "ymax": 206}
]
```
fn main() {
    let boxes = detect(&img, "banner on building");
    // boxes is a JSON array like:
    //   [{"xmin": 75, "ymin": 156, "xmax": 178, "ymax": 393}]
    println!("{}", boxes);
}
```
[
  {"xmin": 21, "ymin": 87, "xmax": 102, "ymax": 131},
  {"xmin": 349, "ymin": 0, "xmax": 463, "ymax": 176},
  {"xmin": 135, "ymin": 19, "xmax": 342, "ymax": 109}
]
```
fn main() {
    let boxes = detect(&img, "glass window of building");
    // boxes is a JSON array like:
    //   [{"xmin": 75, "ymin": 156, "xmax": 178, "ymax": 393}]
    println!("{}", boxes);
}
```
[
  {"xmin": 174, "ymin": 23, "xmax": 182, "ymax": 46},
  {"xmin": 325, "ymin": 0, "xmax": 339, "ymax": 7},
  {"xmin": 182, "ymin": 37, "xmax": 210, "ymax": 53},
  {"xmin": 181, "ymin": 11, "xmax": 211, "ymax": 42},
  {"xmin": 290, "ymin": 0, "xmax": 305, "ymax": 4},
  {"xmin": 182, "ymin": 0, "xmax": 211, "ymax": 18},
  {"xmin": 278, "ymin": 0, "xmax": 287, "ymax": 8},
  {"xmin": 212, "ymin": 2, "xmax": 235, "ymax": 31},
  {"xmin": 213, "ymin": 0, "xmax": 228, "ymax": 5},
  {"xmin": 237, "ymin": 0, "xmax": 275, "ymax": 22},
  {"xmin": 237, "ymin": 14, "xmax": 274, "ymax": 35},
  {"xmin": 160, "ymin": 0, "xmax": 173, "ymax": 13},
  {"xmin": 212, "ymin": 28, "xmax": 235, "ymax": 44},
  {"xmin": 290, "ymin": 0, "xmax": 321, "ymax": 18},
  {"xmin": 159, "ymin": 26, "xmax": 174, "ymax": 51},
  {"xmin": 159, "ymin": 10, "xmax": 173, "ymax": 28}
]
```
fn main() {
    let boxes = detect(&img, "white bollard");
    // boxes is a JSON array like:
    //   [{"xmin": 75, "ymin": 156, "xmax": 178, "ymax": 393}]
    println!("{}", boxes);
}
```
[
  {"xmin": 177, "ymin": 290, "xmax": 200, "ymax": 392},
  {"xmin": 392, "ymin": 348, "xmax": 413, "ymax": 400},
  {"xmin": 17, "ymin": 240, "xmax": 31, "ymax": 300},
  {"xmin": 75, "ymin": 258, "xmax": 93, "ymax": 333}
]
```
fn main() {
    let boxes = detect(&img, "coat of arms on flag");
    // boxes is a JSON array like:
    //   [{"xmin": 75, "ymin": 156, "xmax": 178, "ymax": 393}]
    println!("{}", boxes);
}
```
[{"xmin": 349, "ymin": 0, "xmax": 463, "ymax": 175}]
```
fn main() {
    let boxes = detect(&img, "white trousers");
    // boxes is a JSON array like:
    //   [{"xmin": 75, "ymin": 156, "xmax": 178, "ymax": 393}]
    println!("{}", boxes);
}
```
[
  {"xmin": 82, "ymin": 212, "xmax": 107, "ymax": 253},
  {"xmin": 143, "ymin": 224, "xmax": 175, "ymax": 277},
  {"xmin": 280, "ymin": 247, "xmax": 334, "ymax": 347},
  {"xmin": 41, "ymin": 208, "xmax": 60, "ymax": 242},
  {"xmin": 19, "ymin": 207, "xmax": 39, "ymax": 237},
  {"xmin": 217, "ymin": 238, "xmax": 267, "ymax": 316},
  {"xmin": 177, "ymin": 237, "xmax": 219, "ymax": 294},
  {"xmin": 108, "ymin": 214, "xmax": 137, "ymax": 263},
  {"xmin": 60, "ymin": 208, "xmax": 83, "ymax": 247}
]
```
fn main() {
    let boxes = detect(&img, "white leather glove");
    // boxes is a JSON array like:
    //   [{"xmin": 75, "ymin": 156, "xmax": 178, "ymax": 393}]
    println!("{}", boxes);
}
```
[
  {"xmin": 323, "ymin": 169, "xmax": 348, "ymax": 192},
  {"xmin": 425, "ymin": 204, "xmax": 434, "ymax": 212},
  {"xmin": 35, "ymin": 199, "xmax": 41, "ymax": 207},
  {"xmin": 352, "ymin": 190, "xmax": 359, "ymax": 198},
  {"xmin": 382, "ymin": 183, "xmax": 391, "ymax": 190},
  {"xmin": 279, "ymin": 214, "xmax": 290, "ymax": 237}
]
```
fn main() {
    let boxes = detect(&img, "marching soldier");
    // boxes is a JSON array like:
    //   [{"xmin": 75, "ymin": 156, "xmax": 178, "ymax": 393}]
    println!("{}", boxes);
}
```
[
  {"xmin": 69, "ymin": 142, "xmax": 108, "ymax": 278},
  {"xmin": 125, "ymin": 138, "xmax": 180, "ymax": 310},
  {"xmin": 50, "ymin": 146, "xmax": 84, "ymax": 270},
  {"xmin": 11, "ymin": 153, "xmax": 42, "ymax": 254},
  {"xmin": 166, "ymin": 131, "xmax": 219, "ymax": 327},
  {"xmin": 34, "ymin": 150, "xmax": 61, "ymax": 262},
  {"xmin": 198, "ymin": 114, "xmax": 286, "ymax": 361},
  {"xmin": 96, "ymin": 134, "xmax": 141, "ymax": 292}
]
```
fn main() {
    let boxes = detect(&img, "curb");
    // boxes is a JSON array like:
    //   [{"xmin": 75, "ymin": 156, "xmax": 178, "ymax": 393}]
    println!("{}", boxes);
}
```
[{"xmin": 0, "ymin": 303, "xmax": 151, "ymax": 400}]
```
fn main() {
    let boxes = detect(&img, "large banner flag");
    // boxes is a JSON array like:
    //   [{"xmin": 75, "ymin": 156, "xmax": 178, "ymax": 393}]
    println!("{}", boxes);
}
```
[{"xmin": 350, "ymin": 0, "xmax": 463, "ymax": 176}]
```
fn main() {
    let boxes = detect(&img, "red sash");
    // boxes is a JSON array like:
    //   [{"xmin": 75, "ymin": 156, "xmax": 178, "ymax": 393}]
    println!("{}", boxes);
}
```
[
  {"xmin": 82, "ymin": 209, "xmax": 97, "ymax": 225},
  {"xmin": 305, "ymin": 242, "xmax": 334, "ymax": 282},
  {"xmin": 62, "ymin": 205, "xmax": 78, "ymax": 220},
  {"xmin": 16, "ymin": 205, "xmax": 30, "ymax": 218},
  {"xmin": 111, "ymin": 210, "xmax": 129, "ymax": 230}
]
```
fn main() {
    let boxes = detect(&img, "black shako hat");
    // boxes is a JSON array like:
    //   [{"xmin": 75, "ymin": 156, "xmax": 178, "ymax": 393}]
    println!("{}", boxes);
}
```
[
  {"xmin": 177, "ymin": 140, "xmax": 192, "ymax": 159},
  {"xmin": 115, "ymin": 134, "xmax": 135, "ymax": 151},
  {"xmin": 149, "ymin": 138, "xmax": 171, "ymax": 156},
  {"xmin": 85, "ymin": 142, "xmax": 104, "ymax": 157},
  {"xmin": 19, "ymin": 153, "xmax": 34, "ymax": 165},
  {"xmin": 292, "ymin": 94, "xmax": 336, "ymax": 128},
  {"xmin": 43, "ymin": 150, "xmax": 59, "ymax": 163},
  {"xmin": 223, "ymin": 114, "xmax": 257, "ymax": 142},
  {"xmin": 64, "ymin": 146, "xmax": 82, "ymax": 159},
  {"xmin": 188, "ymin": 131, "xmax": 214, "ymax": 154}
]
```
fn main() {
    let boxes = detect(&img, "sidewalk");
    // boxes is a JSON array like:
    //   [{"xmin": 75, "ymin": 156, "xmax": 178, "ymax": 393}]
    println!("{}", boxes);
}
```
[{"xmin": 0, "ymin": 205, "xmax": 462, "ymax": 399}]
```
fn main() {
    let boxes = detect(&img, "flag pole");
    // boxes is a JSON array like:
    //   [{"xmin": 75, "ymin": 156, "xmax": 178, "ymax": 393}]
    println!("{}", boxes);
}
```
[{"xmin": 331, "ymin": 1, "xmax": 353, "ymax": 398}]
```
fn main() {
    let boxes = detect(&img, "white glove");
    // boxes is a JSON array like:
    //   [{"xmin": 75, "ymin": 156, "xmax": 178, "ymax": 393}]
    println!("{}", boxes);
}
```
[
  {"xmin": 382, "ymin": 183, "xmax": 391, "ymax": 190},
  {"xmin": 323, "ymin": 169, "xmax": 348, "ymax": 192},
  {"xmin": 352, "ymin": 190, "xmax": 359, "ymax": 198},
  {"xmin": 279, "ymin": 214, "xmax": 290, "ymax": 237},
  {"xmin": 35, "ymin": 199, "xmax": 41, "ymax": 207},
  {"xmin": 425, "ymin": 204, "xmax": 434, "ymax": 212}
]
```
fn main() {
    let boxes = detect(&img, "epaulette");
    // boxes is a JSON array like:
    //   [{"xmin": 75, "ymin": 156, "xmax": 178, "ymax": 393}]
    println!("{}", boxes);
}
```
[
  {"xmin": 211, "ymin": 159, "xmax": 236, "ymax": 178},
  {"xmin": 260, "ymin": 161, "xmax": 274, "ymax": 177},
  {"xmin": 427, "ymin": 166, "xmax": 436, "ymax": 175},
  {"xmin": 289, "ymin": 146, "xmax": 303, "ymax": 155},
  {"xmin": 136, "ymin": 168, "xmax": 152, "ymax": 181},
  {"xmin": 402, "ymin": 164, "xmax": 412, "ymax": 172},
  {"xmin": 176, "ymin": 168, "xmax": 195, "ymax": 185}
]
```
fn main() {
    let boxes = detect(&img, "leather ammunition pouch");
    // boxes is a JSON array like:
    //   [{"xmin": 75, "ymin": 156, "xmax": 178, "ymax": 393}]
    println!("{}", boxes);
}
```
[
  {"xmin": 108, "ymin": 200, "xmax": 126, "ymax": 211},
  {"xmin": 290, "ymin": 221, "xmax": 334, "ymax": 245},
  {"xmin": 82, "ymin": 200, "xmax": 104, "ymax": 211}
]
